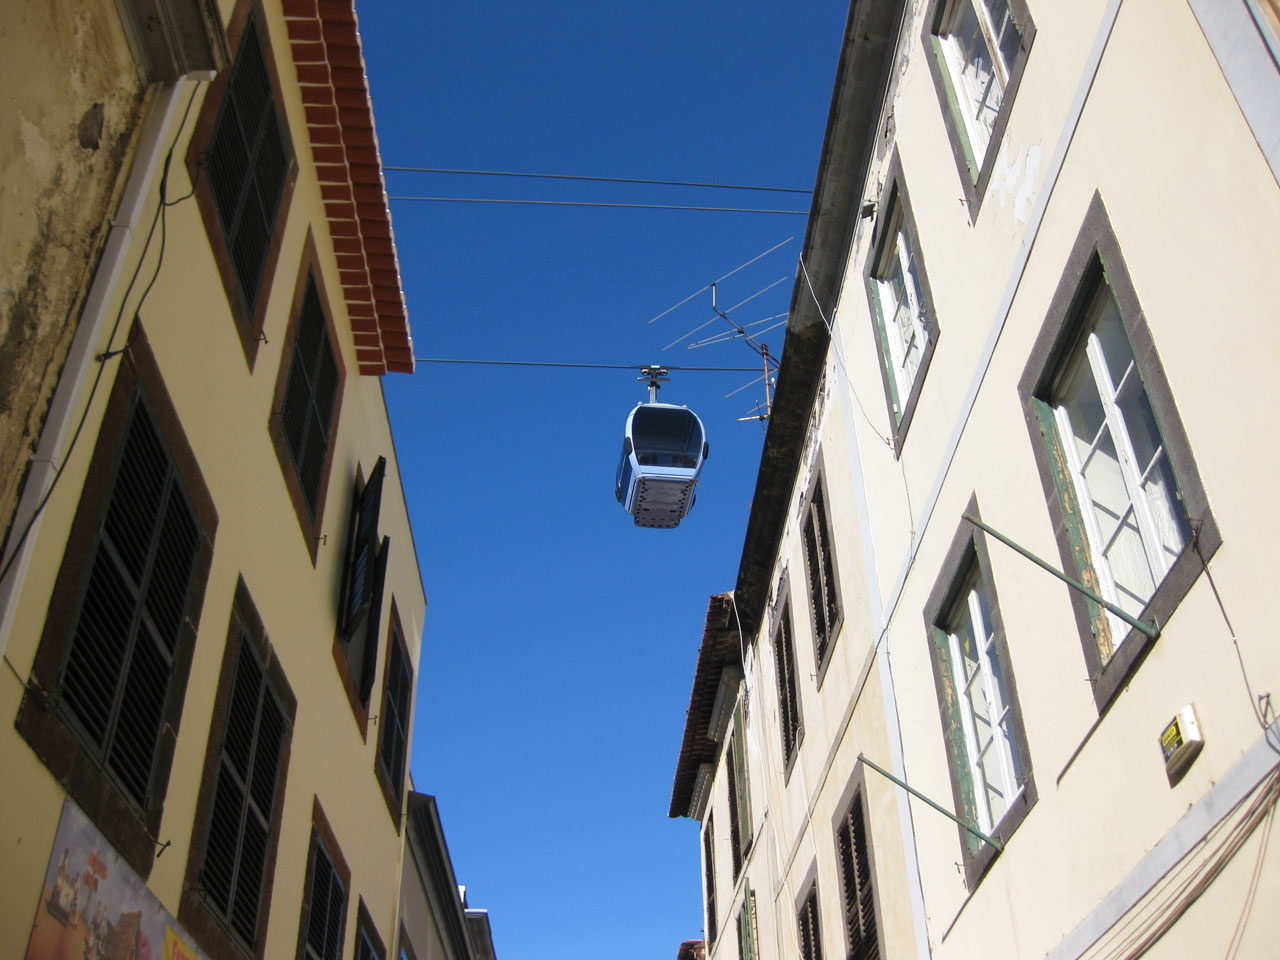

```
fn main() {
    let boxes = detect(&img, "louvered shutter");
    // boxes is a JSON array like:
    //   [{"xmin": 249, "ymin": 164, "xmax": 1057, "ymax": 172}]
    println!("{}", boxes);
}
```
[
  {"xmin": 702, "ymin": 817, "xmax": 717, "ymax": 945},
  {"xmin": 775, "ymin": 604, "xmax": 800, "ymax": 761},
  {"xmin": 201, "ymin": 632, "xmax": 285, "ymax": 949},
  {"xmin": 731, "ymin": 700, "xmax": 751, "ymax": 853},
  {"xmin": 343, "ymin": 457, "xmax": 386, "ymax": 638},
  {"xmin": 838, "ymin": 794, "xmax": 879, "ymax": 960},
  {"xmin": 799, "ymin": 888, "xmax": 823, "ymax": 960},
  {"xmin": 305, "ymin": 842, "xmax": 346, "ymax": 960},
  {"xmin": 206, "ymin": 17, "xmax": 288, "ymax": 314},
  {"xmin": 379, "ymin": 607, "xmax": 411, "ymax": 800},
  {"xmin": 60, "ymin": 396, "xmax": 200, "ymax": 807},
  {"xmin": 281, "ymin": 276, "xmax": 339, "ymax": 519}
]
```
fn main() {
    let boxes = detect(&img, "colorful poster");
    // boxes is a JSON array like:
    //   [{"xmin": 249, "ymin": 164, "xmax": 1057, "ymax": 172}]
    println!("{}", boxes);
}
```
[{"xmin": 25, "ymin": 798, "xmax": 209, "ymax": 960}]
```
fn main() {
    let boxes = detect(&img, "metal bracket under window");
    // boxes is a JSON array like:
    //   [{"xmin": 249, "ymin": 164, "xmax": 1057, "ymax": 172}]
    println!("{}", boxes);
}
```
[
  {"xmin": 961, "ymin": 513, "xmax": 1160, "ymax": 640},
  {"xmin": 859, "ymin": 753, "xmax": 1002, "ymax": 850}
]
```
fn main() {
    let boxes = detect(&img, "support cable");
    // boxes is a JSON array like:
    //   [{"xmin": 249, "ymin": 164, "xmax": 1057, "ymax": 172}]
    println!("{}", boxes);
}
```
[{"xmin": 385, "ymin": 165, "xmax": 812, "ymax": 194}]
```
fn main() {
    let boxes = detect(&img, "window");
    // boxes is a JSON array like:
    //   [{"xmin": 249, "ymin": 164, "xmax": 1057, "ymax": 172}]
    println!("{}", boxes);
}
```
[
  {"xmin": 923, "ymin": 0, "xmax": 1034, "ymax": 213},
  {"xmin": 801, "ymin": 461, "xmax": 843, "ymax": 678},
  {"xmin": 864, "ymin": 163, "xmax": 939, "ymax": 451},
  {"xmin": 736, "ymin": 890, "xmax": 758, "ymax": 960},
  {"xmin": 376, "ymin": 604, "xmax": 413, "ymax": 822},
  {"xmin": 1019, "ymin": 194, "xmax": 1218, "ymax": 710},
  {"xmin": 836, "ymin": 791, "xmax": 879, "ymax": 960},
  {"xmin": 923, "ymin": 503, "xmax": 1034, "ymax": 886},
  {"xmin": 269, "ymin": 242, "xmax": 345, "ymax": 563},
  {"xmin": 773, "ymin": 594, "xmax": 802, "ymax": 771},
  {"xmin": 726, "ymin": 699, "xmax": 752, "ymax": 880},
  {"xmin": 182, "ymin": 579, "xmax": 296, "ymax": 958},
  {"xmin": 798, "ymin": 886, "xmax": 822, "ymax": 960},
  {"xmin": 353, "ymin": 901, "xmax": 386, "ymax": 960},
  {"xmin": 702, "ymin": 816, "xmax": 718, "ymax": 945},
  {"xmin": 179, "ymin": 581, "xmax": 295, "ymax": 957},
  {"xmin": 298, "ymin": 802, "xmax": 350, "ymax": 960},
  {"xmin": 187, "ymin": 1, "xmax": 295, "ymax": 365},
  {"xmin": 16, "ymin": 321, "xmax": 215, "ymax": 878},
  {"xmin": 337, "ymin": 457, "xmax": 389, "ymax": 716}
]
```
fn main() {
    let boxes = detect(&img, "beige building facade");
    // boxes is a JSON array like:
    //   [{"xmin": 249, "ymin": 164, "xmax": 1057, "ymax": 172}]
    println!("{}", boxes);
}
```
[
  {"xmin": 673, "ymin": 1, "xmax": 1280, "ymax": 958},
  {"xmin": 0, "ymin": 3, "xmax": 428, "ymax": 960}
]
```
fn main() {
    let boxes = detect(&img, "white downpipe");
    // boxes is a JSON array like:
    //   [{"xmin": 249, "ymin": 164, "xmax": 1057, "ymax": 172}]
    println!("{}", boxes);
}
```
[{"xmin": 0, "ymin": 80, "xmax": 189, "ymax": 659}]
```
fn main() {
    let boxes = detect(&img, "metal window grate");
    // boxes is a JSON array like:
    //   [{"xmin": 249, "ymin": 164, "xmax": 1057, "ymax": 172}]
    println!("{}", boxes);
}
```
[
  {"xmin": 281, "ymin": 275, "xmax": 339, "ymax": 518},
  {"xmin": 60, "ymin": 395, "xmax": 201, "ymax": 808},
  {"xmin": 206, "ymin": 18, "xmax": 288, "ymax": 314}
]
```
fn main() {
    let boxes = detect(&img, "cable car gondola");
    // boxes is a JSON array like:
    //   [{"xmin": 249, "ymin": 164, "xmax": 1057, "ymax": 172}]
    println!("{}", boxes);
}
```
[{"xmin": 615, "ymin": 367, "xmax": 708, "ymax": 529}]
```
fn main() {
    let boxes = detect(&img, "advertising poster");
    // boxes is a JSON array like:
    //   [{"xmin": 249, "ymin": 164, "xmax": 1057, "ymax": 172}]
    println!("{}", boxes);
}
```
[{"xmin": 25, "ymin": 798, "xmax": 209, "ymax": 960}]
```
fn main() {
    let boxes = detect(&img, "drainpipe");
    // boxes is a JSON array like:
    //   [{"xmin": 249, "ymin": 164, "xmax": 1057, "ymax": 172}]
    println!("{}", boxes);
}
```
[{"xmin": 0, "ymin": 78, "xmax": 194, "ymax": 660}]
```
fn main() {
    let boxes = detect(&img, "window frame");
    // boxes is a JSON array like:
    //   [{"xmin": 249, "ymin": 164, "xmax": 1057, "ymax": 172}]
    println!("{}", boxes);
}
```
[
  {"xmin": 353, "ymin": 899, "xmax": 387, "ymax": 960},
  {"xmin": 797, "ymin": 881, "xmax": 823, "ymax": 960},
  {"xmin": 862, "ymin": 158, "xmax": 940, "ymax": 454},
  {"xmin": 268, "ymin": 234, "xmax": 346, "ymax": 565},
  {"xmin": 295, "ymin": 798, "xmax": 351, "ymax": 960},
  {"xmin": 702, "ymin": 815, "xmax": 718, "ymax": 946},
  {"xmin": 830, "ymin": 770, "xmax": 884, "ymax": 960},
  {"xmin": 726, "ymin": 697, "xmax": 752, "ymax": 880},
  {"xmin": 1018, "ymin": 193, "xmax": 1220, "ymax": 712},
  {"xmin": 185, "ymin": 0, "xmax": 296, "ymax": 370},
  {"xmin": 375, "ymin": 599, "xmax": 412, "ymax": 829},
  {"xmin": 770, "ymin": 581, "xmax": 803, "ymax": 778},
  {"xmin": 331, "ymin": 459, "xmax": 390, "ymax": 738},
  {"xmin": 922, "ymin": 0, "xmax": 1035, "ymax": 217},
  {"xmin": 16, "ymin": 320, "xmax": 216, "ymax": 879},
  {"xmin": 181, "ymin": 577, "xmax": 297, "ymax": 960},
  {"xmin": 922, "ymin": 499, "xmax": 1036, "ymax": 888},
  {"xmin": 800, "ymin": 457, "xmax": 844, "ymax": 683}
]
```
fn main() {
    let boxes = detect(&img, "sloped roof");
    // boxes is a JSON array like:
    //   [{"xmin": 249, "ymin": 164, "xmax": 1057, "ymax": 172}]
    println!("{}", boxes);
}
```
[{"xmin": 282, "ymin": 0, "xmax": 413, "ymax": 375}]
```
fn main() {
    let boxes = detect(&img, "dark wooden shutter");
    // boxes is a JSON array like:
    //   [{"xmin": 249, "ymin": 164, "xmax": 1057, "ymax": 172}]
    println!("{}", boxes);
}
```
[
  {"xmin": 774, "ymin": 603, "xmax": 801, "ymax": 762},
  {"xmin": 799, "ymin": 888, "xmax": 823, "ymax": 960},
  {"xmin": 206, "ymin": 16, "xmax": 288, "ymax": 314},
  {"xmin": 359, "ymin": 537, "xmax": 389, "ymax": 705},
  {"xmin": 702, "ymin": 817, "xmax": 717, "ymax": 945},
  {"xmin": 737, "ymin": 891, "xmax": 757, "ymax": 960},
  {"xmin": 305, "ymin": 842, "xmax": 346, "ymax": 960},
  {"xmin": 838, "ymin": 794, "xmax": 879, "ymax": 960},
  {"xmin": 379, "ymin": 612, "xmax": 411, "ymax": 800},
  {"xmin": 281, "ymin": 275, "xmax": 339, "ymax": 519},
  {"xmin": 804, "ymin": 483, "xmax": 839, "ymax": 665},
  {"xmin": 201, "ymin": 631, "xmax": 285, "ymax": 948},
  {"xmin": 732, "ymin": 700, "xmax": 751, "ymax": 853},
  {"xmin": 356, "ymin": 928, "xmax": 377, "ymax": 960},
  {"xmin": 60, "ymin": 395, "xmax": 201, "ymax": 807},
  {"xmin": 343, "ymin": 457, "xmax": 386, "ymax": 637}
]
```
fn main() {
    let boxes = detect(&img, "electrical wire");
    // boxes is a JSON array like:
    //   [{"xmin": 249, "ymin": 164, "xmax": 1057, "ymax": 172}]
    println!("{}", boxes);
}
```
[
  {"xmin": 386, "ymin": 195, "xmax": 808, "ymax": 215},
  {"xmin": 384, "ymin": 165, "xmax": 812, "ymax": 194},
  {"xmin": 0, "ymin": 82, "xmax": 202, "ymax": 589}
]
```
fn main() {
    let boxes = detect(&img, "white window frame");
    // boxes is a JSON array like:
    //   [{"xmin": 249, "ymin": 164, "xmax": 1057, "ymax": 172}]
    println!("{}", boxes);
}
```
[
  {"xmin": 937, "ymin": 0, "xmax": 1021, "ymax": 159},
  {"xmin": 1051, "ymin": 285, "xmax": 1188, "ymax": 648},
  {"xmin": 872, "ymin": 202, "xmax": 931, "ymax": 418},
  {"xmin": 945, "ymin": 567, "xmax": 1022, "ymax": 834}
]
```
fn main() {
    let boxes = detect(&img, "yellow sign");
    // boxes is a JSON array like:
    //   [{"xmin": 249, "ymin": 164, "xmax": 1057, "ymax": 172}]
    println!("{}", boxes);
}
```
[{"xmin": 164, "ymin": 926, "xmax": 202, "ymax": 960}]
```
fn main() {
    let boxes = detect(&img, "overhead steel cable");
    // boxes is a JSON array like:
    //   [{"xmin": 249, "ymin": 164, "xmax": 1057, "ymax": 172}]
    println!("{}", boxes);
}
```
[
  {"xmin": 411, "ymin": 358, "xmax": 765, "ymax": 372},
  {"xmin": 649, "ymin": 237, "xmax": 794, "ymax": 323},
  {"xmin": 385, "ymin": 166, "xmax": 812, "ymax": 194},
  {"xmin": 386, "ymin": 195, "xmax": 808, "ymax": 215}
]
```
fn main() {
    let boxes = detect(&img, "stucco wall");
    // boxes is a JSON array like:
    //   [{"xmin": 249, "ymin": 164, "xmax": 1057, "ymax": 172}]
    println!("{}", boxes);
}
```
[{"xmin": 0, "ymin": 2, "xmax": 146, "ymax": 548}]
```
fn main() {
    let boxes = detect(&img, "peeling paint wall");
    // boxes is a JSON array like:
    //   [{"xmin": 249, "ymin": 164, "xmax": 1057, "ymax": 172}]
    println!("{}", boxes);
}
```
[{"xmin": 0, "ymin": 2, "xmax": 146, "ymax": 546}]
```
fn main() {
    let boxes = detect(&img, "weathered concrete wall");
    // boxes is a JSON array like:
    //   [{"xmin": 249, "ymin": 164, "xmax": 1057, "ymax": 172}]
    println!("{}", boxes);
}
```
[{"xmin": 0, "ymin": 2, "xmax": 146, "ymax": 546}]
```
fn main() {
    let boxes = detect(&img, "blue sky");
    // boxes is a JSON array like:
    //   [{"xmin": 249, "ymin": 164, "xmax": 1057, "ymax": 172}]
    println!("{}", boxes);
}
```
[{"xmin": 359, "ymin": 5, "xmax": 848, "ymax": 958}]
